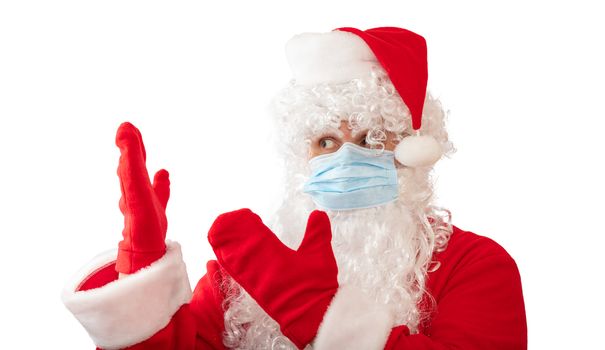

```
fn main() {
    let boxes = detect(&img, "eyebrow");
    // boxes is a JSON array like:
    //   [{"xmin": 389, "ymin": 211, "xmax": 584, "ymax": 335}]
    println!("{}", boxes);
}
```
[
  {"xmin": 316, "ymin": 128, "xmax": 344, "ymax": 139},
  {"xmin": 316, "ymin": 127, "xmax": 369, "ymax": 140},
  {"xmin": 351, "ymin": 128, "xmax": 369, "ymax": 138}
]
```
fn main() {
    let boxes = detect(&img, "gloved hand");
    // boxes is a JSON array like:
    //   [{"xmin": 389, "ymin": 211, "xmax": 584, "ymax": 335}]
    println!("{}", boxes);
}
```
[
  {"xmin": 114, "ymin": 122, "xmax": 170, "ymax": 275},
  {"xmin": 208, "ymin": 208, "xmax": 338, "ymax": 349}
]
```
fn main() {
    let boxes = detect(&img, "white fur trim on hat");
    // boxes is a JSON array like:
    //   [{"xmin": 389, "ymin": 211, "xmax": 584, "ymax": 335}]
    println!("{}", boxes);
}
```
[
  {"xmin": 313, "ymin": 285, "xmax": 394, "ymax": 350},
  {"xmin": 61, "ymin": 240, "xmax": 192, "ymax": 350},
  {"xmin": 285, "ymin": 30, "xmax": 380, "ymax": 86}
]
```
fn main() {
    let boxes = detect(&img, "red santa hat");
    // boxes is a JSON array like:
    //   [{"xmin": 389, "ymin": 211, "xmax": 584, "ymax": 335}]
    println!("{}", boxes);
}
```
[{"xmin": 285, "ymin": 26, "xmax": 442, "ymax": 168}]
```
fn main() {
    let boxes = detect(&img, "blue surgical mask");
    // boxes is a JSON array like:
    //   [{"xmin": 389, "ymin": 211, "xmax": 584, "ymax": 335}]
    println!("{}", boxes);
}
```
[{"xmin": 303, "ymin": 142, "xmax": 399, "ymax": 210}]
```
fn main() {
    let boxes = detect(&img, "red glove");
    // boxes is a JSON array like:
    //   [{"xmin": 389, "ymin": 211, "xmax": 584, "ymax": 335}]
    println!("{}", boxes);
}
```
[
  {"xmin": 208, "ymin": 209, "xmax": 338, "ymax": 349},
  {"xmin": 114, "ymin": 122, "xmax": 170, "ymax": 275}
]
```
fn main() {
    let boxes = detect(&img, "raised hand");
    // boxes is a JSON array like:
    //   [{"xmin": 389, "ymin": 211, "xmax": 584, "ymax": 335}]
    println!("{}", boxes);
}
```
[
  {"xmin": 208, "ymin": 208, "xmax": 338, "ymax": 349},
  {"xmin": 115, "ymin": 122, "xmax": 170, "ymax": 275}
]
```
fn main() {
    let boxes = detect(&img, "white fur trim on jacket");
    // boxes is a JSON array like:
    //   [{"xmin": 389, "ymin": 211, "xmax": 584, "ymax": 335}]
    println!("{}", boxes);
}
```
[
  {"xmin": 61, "ymin": 240, "xmax": 192, "ymax": 350},
  {"xmin": 313, "ymin": 285, "xmax": 394, "ymax": 350}
]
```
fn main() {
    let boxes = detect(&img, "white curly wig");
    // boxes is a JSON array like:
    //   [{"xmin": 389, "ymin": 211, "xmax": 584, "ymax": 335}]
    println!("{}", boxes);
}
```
[{"xmin": 222, "ymin": 66, "xmax": 456, "ymax": 350}]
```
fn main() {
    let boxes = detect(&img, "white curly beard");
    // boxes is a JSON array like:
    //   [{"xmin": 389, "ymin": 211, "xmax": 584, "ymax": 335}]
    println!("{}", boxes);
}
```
[{"xmin": 222, "ymin": 184, "xmax": 436, "ymax": 350}]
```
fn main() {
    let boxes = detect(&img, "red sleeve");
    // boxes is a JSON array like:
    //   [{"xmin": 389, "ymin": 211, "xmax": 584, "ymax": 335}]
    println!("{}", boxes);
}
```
[
  {"xmin": 103, "ymin": 261, "xmax": 228, "ymax": 350},
  {"xmin": 112, "ymin": 261, "xmax": 229, "ymax": 350},
  {"xmin": 190, "ymin": 260, "xmax": 229, "ymax": 350},
  {"xmin": 385, "ymin": 230, "xmax": 527, "ymax": 350},
  {"xmin": 116, "ymin": 305, "xmax": 198, "ymax": 350},
  {"xmin": 117, "ymin": 261, "xmax": 228, "ymax": 350}
]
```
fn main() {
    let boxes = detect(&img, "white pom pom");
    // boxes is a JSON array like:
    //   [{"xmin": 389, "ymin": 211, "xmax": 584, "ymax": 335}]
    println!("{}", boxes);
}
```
[{"xmin": 394, "ymin": 135, "xmax": 442, "ymax": 168}]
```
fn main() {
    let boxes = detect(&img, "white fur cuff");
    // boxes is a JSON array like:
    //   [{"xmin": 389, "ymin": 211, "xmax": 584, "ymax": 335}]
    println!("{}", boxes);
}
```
[
  {"xmin": 61, "ymin": 241, "xmax": 192, "ymax": 350},
  {"xmin": 314, "ymin": 285, "xmax": 393, "ymax": 350}
]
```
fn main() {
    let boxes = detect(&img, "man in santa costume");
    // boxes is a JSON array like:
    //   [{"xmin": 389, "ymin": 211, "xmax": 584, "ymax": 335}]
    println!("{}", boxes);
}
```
[{"xmin": 62, "ymin": 27, "xmax": 527, "ymax": 349}]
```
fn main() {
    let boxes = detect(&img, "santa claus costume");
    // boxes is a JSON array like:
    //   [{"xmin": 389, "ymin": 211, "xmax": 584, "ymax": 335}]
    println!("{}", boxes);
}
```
[{"xmin": 62, "ymin": 26, "xmax": 527, "ymax": 350}]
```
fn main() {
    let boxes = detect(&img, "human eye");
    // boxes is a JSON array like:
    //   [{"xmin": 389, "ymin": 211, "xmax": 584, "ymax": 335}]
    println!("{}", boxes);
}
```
[
  {"xmin": 359, "ymin": 133, "xmax": 369, "ymax": 147},
  {"xmin": 319, "ymin": 137, "xmax": 337, "ymax": 149}
]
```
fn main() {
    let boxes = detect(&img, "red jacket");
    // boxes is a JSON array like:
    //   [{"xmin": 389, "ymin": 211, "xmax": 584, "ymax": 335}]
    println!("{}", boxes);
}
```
[{"xmin": 62, "ymin": 225, "xmax": 527, "ymax": 349}]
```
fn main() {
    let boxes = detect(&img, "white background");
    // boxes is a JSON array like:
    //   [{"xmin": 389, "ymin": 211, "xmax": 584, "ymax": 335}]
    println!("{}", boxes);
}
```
[{"xmin": 1, "ymin": 0, "xmax": 603, "ymax": 348}]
